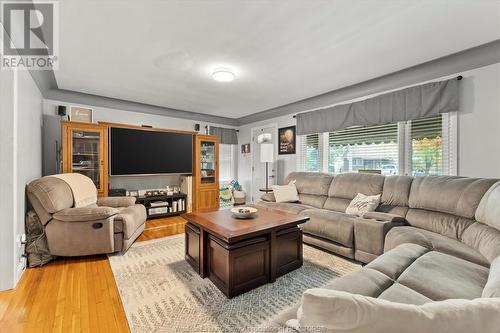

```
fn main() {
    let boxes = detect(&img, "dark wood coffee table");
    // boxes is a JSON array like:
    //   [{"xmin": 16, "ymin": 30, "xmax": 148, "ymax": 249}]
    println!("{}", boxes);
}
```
[{"xmin": 182, "ymin": 205, "xmax": 309, "ymax": 298}]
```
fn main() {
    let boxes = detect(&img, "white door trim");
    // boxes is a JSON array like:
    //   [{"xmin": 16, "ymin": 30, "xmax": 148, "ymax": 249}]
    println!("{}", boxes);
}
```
[{"xmin": 250, "ymin": 123, "xmax": 278, "ymax": 203}]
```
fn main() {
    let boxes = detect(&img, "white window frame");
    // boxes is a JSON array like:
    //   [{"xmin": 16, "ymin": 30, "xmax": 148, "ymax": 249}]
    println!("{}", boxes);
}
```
[{"xmin": 297, "ymin": 112, "xmax": 458, "ymax": 176}]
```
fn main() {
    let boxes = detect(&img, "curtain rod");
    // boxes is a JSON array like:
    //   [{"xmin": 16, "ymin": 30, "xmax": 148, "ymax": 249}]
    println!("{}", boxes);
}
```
[{"xmin": 292, "ymin": 75, "xmax": 463, "ymax": 119}]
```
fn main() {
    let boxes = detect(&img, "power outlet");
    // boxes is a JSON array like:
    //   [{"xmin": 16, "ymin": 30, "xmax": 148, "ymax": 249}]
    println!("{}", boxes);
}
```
[
  {"xmin": 16, "ymin": 233, "xmax": 26, "ymax": 249},
  {"xmin": 16, "ymin": 256, "xmax": 26, "ymax": 275}
]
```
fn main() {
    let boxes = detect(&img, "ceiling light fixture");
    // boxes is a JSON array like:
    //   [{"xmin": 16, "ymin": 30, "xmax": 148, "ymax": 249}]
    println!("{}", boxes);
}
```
[{"xmin": 212, "ymin": 68, "xmax": 235, "ymax": 82}]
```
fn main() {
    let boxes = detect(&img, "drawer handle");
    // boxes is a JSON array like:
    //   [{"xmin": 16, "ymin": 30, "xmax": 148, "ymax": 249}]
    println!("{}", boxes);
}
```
[{"xmin": 92, "ymin": 222, "xmax": 103, "ymax": 229}]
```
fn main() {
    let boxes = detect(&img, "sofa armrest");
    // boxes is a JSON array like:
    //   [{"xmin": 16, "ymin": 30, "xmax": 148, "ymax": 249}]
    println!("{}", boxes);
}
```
[
  {"xmin": 97, "ymin": 196, "xmax": 136, "ymax": 208},
  {"xmin": 53, "ymin": 206, "xmax": 119, "ymax": 222},
  {"xmin": 362, "ymin": 211, "xmax": 406, "ymax": 223},
  {"xmin": 260, "ymin": 192, "xmax": 276, "ymax": 202},
  {"xmin": 354, "ymin": 217, "xmax": 407, "ymax": 263},
  {"xmin": 293, "ymin": 288, "xmax": 500, "ymax": 333}
]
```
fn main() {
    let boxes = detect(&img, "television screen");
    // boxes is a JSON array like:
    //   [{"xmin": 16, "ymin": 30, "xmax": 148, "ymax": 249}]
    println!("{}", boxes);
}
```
[{"xmin": 110, "ymin": 127, "xmax": 193, "ymax": 175}]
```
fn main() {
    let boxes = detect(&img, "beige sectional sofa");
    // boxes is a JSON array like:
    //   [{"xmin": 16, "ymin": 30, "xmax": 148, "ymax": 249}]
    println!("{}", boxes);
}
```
[{"xmin": 260, "ymin": 172, "xmax": 500, "ymax": 331}]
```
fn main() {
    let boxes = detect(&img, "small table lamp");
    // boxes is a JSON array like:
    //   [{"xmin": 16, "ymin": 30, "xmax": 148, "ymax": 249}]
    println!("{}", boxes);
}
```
[{"xmin": 260, "ymin": 143, "xmax": 274, "ymax": 191}]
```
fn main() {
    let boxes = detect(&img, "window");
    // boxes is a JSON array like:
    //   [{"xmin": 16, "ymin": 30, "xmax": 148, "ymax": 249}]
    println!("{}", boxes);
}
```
[
  {"xmin": 219, "ymin": 144, "xmax": 237, "ymax": 181},
  {"xmin": 298, "ymin": 113, "xmax": 457, "ymax": 176},
  {"xmin": 328, "ymin": 123, "xmax": 399, "ymax": 175},
  {"xmin": 410, "ymin": 116, "xmax": 443, "ymax": 176},
  {"xmin": 298, "ymin": 134, "xmax": 321, "ymax": 172}
]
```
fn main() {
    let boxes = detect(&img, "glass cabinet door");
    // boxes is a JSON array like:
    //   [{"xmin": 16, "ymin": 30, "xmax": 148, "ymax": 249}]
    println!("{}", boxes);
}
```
[
  {"xmin": 200, "ymin": 140, "xmax": 216, "ymax": 184},
  {"xmin": 71, "ymin": 130, "xmax": 102, "ymax": 189}
]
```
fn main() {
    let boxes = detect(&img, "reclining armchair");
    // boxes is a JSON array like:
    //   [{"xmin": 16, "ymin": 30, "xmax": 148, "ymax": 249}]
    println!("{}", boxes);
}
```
[{"xmin": 27, "ymin": 174, "xmax": 146, "ymax": 256}]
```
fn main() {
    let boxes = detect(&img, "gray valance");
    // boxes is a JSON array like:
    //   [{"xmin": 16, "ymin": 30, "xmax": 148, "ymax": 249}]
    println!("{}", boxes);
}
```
[
  {"xmin": 209, "ymin": 126, "xmax": 238, "ymax": 144},
  {"xmin": 296, "ymin": 78, "xmax": 459, "ymax": 135}
]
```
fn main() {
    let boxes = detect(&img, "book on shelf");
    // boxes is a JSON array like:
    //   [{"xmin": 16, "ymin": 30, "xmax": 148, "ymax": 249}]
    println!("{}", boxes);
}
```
[{"xmin": 180, "ymin": 175, "xmax": 193, "ymax": 213}]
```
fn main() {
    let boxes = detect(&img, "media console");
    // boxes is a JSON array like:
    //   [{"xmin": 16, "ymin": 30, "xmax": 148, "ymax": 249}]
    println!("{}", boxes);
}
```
[{"xmin": 136, "ymin": 193, "xmax": 188, "ymax": 219}]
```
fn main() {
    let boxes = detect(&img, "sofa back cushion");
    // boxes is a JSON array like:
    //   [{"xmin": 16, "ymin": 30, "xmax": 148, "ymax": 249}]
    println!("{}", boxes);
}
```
[
  {"xmin": 476, "ymin": 181, "xmax": 500, "ymax": 230},
  {"xmin": 323, "ymin": 173, "xmax": 384, "ymax": 212},
  {"xmin": 27, "ymin": 177, "xmax": 74, "ymax": 225},
  {"xmin": 405, "ymin": 209, "xmax": 475, "ymax": 240},
  {"xmin": 409, "ymin": 176, "xmax": 496, "ymax": 219},
  {"xmin": 378, "ymin": 175, "xmax": 413, "ymax": 216},
  {"xmin": 284, "ymin": 172, "xmax": 333, "ymax": 208},
  {"xmin": 483, "ymin": 257, "xmax": 500, "ymax": 298},
  {"xmin": 461, "ymin": 222, "xmax": 500, "ymax": 264}
]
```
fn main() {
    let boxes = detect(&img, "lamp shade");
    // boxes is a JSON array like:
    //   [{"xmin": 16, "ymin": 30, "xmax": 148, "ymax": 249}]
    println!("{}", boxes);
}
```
[{"xmin": 260, "ymin": 143, "xmax": 274, "ymax": 163}]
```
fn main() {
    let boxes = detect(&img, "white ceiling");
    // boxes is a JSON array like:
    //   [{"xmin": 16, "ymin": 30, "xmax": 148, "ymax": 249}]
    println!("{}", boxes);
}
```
[{"xmin": 55, "ymin": 0, "xmax": 500, "ymax": 118}]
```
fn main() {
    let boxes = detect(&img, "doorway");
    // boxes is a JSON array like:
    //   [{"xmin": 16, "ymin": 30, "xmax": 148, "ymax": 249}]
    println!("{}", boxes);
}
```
[{"xmin": 251, "ymin": 124, "xmax": 277, "ymax": 202}]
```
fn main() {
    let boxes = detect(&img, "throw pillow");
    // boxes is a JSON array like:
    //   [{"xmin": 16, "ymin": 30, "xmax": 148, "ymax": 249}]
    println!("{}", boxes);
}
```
[
  {"xmin": 345, "ymin": 193, "xmax": 380, "ymax": 216},
  {"xmin": 291, "ymin": 288, "xmax": 500, "ymax": 333},
  {"xmin": 272, "ymin": 181, "xmax": 299, "ymax": 203}
]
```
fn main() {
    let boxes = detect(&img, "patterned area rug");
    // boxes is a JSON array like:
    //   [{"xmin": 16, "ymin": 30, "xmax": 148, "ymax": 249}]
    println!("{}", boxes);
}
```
[{"xmin": 108, "ymin": 234, "xmax": 359, "ymax": 333}]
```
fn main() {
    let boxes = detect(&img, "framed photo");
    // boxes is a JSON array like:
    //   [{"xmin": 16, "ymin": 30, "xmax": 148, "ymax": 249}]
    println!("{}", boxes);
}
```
[
  {"xmin": 241, "ymin": 143, "xmax": 250, "ymax": 154},
  {"xmin": 69, "ymin": 106, "xmax": 93, "ymax": 123},
  {"xmin": 278, "ymin": 126, "xmax": 296, "ymax": 155}
]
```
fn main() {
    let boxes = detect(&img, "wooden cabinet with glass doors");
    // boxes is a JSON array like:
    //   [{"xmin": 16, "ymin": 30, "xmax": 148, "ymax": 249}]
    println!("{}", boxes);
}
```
[
  {"xmin": 193, "ymin": 134, "xmax": 219, "ymax": 211},
  {"xmin": 61, "ymin": 121, "xmax": 108, "ymax": 196}
]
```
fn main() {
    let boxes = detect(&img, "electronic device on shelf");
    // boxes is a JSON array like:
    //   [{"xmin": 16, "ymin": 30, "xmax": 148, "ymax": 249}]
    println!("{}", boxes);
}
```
[{"xmin": 109, "ymin": 188, "xmax": 127, "ymax": 197}]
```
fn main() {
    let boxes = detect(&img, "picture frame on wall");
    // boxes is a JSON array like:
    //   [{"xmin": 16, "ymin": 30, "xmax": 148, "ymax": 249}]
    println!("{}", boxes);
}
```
[
  {"xmin": 278, "ymin": 126, "xmax": 296, "ymax": 155},
  {"xmin": 69, "ymin": 106, "xmax": 93, "ymax": 123},
  {"xmin": 241, "ymin": 143, "xmax": 250, "ymax": 154}
]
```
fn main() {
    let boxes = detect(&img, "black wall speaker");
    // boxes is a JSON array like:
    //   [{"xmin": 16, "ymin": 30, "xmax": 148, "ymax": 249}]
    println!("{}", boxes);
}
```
[
  {"xmin": 57, "ymin": 105, "xmax": 67, "ymax": 116},
  {"xmin": 194, "ymin": 123, "xmax": 200, "ymax": 131}
]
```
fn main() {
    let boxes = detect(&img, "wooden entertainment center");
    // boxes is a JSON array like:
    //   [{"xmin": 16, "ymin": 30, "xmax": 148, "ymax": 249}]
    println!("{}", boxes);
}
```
[{"xmin": 61, "ymin": 120, "xmax": 220, "ymax": 213}]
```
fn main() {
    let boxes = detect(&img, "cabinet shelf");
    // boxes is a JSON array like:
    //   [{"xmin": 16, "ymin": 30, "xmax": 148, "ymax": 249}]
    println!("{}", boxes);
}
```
[
  {"xmin": 194, "ymin": 135, "xmax": 219, "ymax": 211},
  {"xmin": 63, "ymin": 121, "xmax": 108, "ymax": 197}
]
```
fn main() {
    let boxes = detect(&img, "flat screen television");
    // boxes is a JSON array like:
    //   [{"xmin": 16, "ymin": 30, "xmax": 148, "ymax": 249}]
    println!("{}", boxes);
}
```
[{"xmin": 110, "ymin": 127, "xmax": 193, "ymax": 175}]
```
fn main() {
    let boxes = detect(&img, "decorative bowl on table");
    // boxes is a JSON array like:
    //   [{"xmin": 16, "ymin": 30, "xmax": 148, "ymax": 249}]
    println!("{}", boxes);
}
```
[{"xmin": 230, "ymin": 206, "xmax": 257, "ymax": 219}]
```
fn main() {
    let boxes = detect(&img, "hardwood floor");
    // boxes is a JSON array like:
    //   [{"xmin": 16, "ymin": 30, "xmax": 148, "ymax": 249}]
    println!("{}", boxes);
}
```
[{"xmin": 0, "ymin": 216, "xmax": 186, "ymax": 333}]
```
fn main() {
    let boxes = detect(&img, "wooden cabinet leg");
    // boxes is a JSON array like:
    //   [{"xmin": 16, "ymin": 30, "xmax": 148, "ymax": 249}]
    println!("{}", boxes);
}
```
[
  {"xmin": 269, "ymin": 231, "xmax": 277, "ymax": 282},
  {"xmin": 200, "ymin": 229, "xmax": 208, "ymax": 278}
]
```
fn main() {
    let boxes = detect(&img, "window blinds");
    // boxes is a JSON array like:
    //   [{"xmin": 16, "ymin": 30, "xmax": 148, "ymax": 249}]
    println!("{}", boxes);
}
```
[
  {"xmin": 328, "ymin": 123, "xmax": 399, "ymax": 174},
  {"xmin": 298, "ymin": 114, "xmax": 456, "ymax": 176},
  {"xmin": 298, "ymin": 134, "xmax": 321, "ymax": 172},
  {"xmin": 409, "ymin": 114, "xmax": 457, "ymax": 176}
]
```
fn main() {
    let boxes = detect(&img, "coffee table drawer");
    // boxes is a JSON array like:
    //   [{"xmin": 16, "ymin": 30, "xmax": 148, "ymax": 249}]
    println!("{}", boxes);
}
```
[
  {"xmin": 208, "ymin": 235, "xmax": 269, "ymax": 298},
  {"xmin": 185, "ymin": 223, "xmax": 200, "ymax": 273},
  {"xmin": 275, "ymin": 227, "xmax": 303, "ymax": 277}
]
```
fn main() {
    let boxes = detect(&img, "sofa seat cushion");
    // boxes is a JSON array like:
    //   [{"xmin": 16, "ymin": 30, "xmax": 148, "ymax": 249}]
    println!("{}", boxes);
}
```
[
  {"xmin": 257, "ymin": 201, "xmax": 314, "ymax": 215},
  {"xmin": 114, "ymin": 204, "xmax": 147, "ymax": 239},
  {"xmin": 322, "ymin": 267, "xmax": 392, "ymax": 298},
  {"xmin": 385, "ymin": 226, "xmax": 489, "ymax": 267},
  {"xmin": 300, "ymin": 209, "xmax": 357, "ymax": 247},
  {"xmin": 397, "ymin": 251, "xmax": 489, "ymax": 300},
  {"xmin": 378, "ymin": 283, "xmax": 432, "ymax": 305},
  {"xmin": 334, "ymin": 244, "xmax": 488, "ymax": 303}
]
